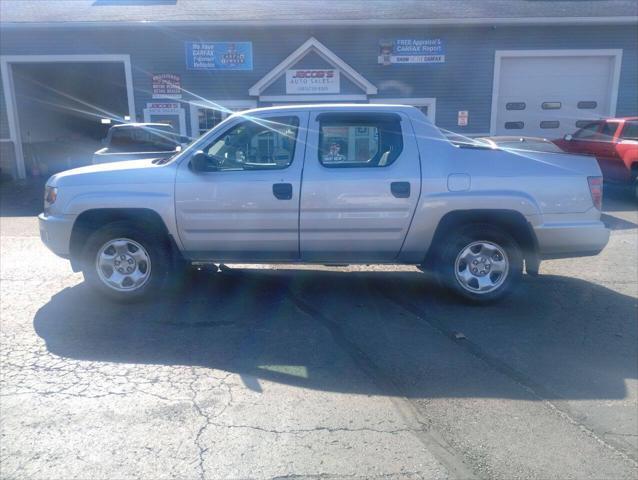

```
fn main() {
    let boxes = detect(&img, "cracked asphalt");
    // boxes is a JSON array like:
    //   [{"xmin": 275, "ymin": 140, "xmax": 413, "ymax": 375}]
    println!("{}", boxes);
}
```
[{"xmin": 1, "ymin": 185, "xmax": 637, "ymax": 479}]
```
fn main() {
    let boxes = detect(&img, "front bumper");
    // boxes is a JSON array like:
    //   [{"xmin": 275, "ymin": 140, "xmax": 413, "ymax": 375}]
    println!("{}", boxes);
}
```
[
  {"xmin": 534, "ymin": 220, "xmax": 610, "ymax": 258},
  {"xmin": 38, "ymin": 213, "xmax": 75, "ymax": 258}
]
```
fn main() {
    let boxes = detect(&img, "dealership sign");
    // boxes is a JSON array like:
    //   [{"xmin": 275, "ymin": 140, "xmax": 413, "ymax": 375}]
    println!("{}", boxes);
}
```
[
  {"xmin": 185, "ymin": 42, "xmax": 253, "ymax": 70},
  {"xmin": 152, "ymin": 73, "xmax": 182, "ymax": 99},
  {"xmin": 145, "ymin": 102, "xmax": 182, "ymax": 114},
  {"xmin": 286, "ymin": 69, "xmax": 340, "ymax": 94},
  {"xmin": 378, "ymin": 39, "xmax": 445, "ymax": 65}
]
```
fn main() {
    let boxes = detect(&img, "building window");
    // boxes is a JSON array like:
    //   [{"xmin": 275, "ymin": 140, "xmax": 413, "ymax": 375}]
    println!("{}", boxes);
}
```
[
  {"xmin": 318, "ymin": 113, "xmax": 403, "ymax": 168},
  {"xmin": 540, "ymin": 120, "xmax": 560, "ymax": 129},
  {"xmin": 504, "ymin": 121, "xmax": 524, "ymax": 130},
  {"xmin": 506, "ymin": 102, "xmax": 526, "ymax": 110},
  {"xmin": 577, "ymin": 101, "xmax": 598, "ymax": 109},
  {"xmin": 541, "ymin": 102, "xmax": 561, "ymax": 110},
  {"xmin": 198, "ymin": 108, "xmax": 223, "ymax": 136}
]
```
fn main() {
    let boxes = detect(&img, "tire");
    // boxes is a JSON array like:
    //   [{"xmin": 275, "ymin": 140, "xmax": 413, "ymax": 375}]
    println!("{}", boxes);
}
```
[
  {"xmin": 436, "ymin": 223, "xmax": 523, "ymax": 304},
  {"xmin": 81, "ymin": 220, "xmax": 172, "ymax": 302}
]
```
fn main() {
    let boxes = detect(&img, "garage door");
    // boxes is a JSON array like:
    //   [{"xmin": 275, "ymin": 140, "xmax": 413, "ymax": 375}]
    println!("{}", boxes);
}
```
[{"xmin": 494, "ymin": 54, "xmax": 617, "ymax": 137}]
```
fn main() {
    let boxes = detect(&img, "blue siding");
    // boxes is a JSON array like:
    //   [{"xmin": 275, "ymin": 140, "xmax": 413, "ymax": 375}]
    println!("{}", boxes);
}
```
[{"xmin": 1, "ymin": 23, "xmax": 636, "ymax": 137}]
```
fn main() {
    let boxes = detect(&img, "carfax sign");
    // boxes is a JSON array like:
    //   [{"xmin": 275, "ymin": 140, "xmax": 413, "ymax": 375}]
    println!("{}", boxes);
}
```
[
  {"xmin": 378, "ymin": 39, "xmax": 445, "ymax": 65},
  {"xmin": 185, "ymin": 42, "xmax": 253, "ymax": 70}
]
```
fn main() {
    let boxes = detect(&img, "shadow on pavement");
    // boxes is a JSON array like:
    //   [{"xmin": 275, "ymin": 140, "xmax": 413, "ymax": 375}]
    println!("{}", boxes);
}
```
[
  {"xmin": 34, "ymin": 268, "xmax": 637, "ymax": 401},
  {"xmin": 603, "ymin": 183, "xmax": 637, "ymax": 213},
  {"xmin": 0, "ymin": 178, "xmax": 46, "ymax": 217}
]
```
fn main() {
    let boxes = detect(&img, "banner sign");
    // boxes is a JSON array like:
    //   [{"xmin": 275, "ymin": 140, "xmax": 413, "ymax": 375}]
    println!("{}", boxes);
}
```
[
  {"xmin": 146, "ymin": 102, "xmax": 182, "ymax": 114},
  {"xmin": 152, "ymin": 73, "xmax": 182, "ymax": 99},
  {"xmin": 378, "ymin": 39, "xmax": 445, "ymax": 65},
  {"xmin": 185, "ymin": 42, "xmax": 253, "ymax": 70},
  {"xmin": 286, "ymin": 69, "xmax": 340, "ymax": 94}
]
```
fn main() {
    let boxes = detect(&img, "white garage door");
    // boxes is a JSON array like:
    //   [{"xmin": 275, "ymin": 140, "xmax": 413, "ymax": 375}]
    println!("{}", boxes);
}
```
[{"xmin": 494, "ymin": 53, "xmax": 618, "ymax": 137}]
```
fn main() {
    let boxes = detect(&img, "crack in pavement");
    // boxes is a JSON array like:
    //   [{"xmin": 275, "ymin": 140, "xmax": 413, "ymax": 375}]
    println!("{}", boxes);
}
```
[
  {"xmin": 284, "ymin": 287, "xmax": 478, "ymax": 480},
  {"xmin": 377, "ymin": 278, "xmax": 638, "ymax": 469}
]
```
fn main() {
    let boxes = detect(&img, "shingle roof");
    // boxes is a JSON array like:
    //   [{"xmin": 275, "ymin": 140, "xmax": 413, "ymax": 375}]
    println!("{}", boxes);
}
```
[{"xmin": 1, "ymin": 0, "xmax": 637, "ymax": 25}]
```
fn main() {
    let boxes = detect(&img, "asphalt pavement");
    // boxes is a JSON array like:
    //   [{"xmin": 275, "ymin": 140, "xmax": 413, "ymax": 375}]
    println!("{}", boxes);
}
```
[{"xmin": 1, "ymin": 183, "xmax": 637, "ymax": 479}]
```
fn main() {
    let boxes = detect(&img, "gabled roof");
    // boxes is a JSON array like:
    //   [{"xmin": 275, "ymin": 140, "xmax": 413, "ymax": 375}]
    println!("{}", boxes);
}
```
[
  {"xmin": 1, "ymin": 0, "xmax": 637, "ymax": 26},
  {"xmin": 249, "ymin": 37, "xmax": 377, "ymax": 96}
]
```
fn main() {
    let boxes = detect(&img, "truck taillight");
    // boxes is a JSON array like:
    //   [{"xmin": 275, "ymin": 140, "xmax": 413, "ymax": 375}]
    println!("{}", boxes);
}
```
[{"xmin": 587, "ymin": 176, "xmax": 603, "ymax": 210}]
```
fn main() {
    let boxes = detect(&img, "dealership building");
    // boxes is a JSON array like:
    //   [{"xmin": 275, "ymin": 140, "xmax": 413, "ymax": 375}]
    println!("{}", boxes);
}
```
[{"xmin": 0, "ymin": 0, "xmax": 637, "ymax": 179}]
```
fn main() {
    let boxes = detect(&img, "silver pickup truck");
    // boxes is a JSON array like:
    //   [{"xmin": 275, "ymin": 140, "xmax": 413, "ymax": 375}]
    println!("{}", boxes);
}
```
[{"xmin": 39, "ymin": 104, "xmax": 609, "ymax": 303}]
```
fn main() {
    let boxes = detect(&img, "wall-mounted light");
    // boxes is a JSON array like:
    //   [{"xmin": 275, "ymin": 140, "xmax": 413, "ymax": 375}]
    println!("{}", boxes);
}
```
[
  {"xmin": 124, "ymin": 115, "xmax": 131, "ymax": 121},
  {"xmin": 100, "ymin": 118, "xmax": 111, "ymax": 124}
]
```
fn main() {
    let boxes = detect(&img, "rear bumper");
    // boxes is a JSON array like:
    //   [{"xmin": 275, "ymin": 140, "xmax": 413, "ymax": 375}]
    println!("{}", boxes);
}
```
[
  {"xmin": 38, "ymin": 213, "xmax": 75, "ymax": 258},
  {"xmin": 534, "ymin": 220, "xmax": 610, "ymax": 258}
]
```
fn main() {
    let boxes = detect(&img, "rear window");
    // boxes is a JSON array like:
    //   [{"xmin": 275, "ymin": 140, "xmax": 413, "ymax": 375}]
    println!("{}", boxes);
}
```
[
  {"xmin": 620, "ymin": 122, "xmax": 638, "ymax": 141},
  {"xmin": 318, "ymin": 113, "xmax": 403, "ymax": 168},
  {"xmin": 110, "ymin": 126, "xmax": 178, "ymax": 152}
]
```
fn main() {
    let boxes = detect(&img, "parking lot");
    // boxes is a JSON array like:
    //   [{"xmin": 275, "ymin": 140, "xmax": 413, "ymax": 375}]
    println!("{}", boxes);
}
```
[{"xmin": 1, "ymin": 184, "xmax": 637, "ymax": 479}]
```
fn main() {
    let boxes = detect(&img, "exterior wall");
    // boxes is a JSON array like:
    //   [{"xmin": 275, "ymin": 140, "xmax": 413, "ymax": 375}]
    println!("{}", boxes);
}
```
[{"xmin": 0, "ymin": 23, "xmax": 637, "ymax": 176}]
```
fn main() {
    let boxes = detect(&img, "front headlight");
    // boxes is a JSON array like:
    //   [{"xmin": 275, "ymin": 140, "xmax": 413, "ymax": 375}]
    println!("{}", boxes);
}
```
[{"xmin": 44, "ymin": 186, "xmax": 58, "ymax": 211}]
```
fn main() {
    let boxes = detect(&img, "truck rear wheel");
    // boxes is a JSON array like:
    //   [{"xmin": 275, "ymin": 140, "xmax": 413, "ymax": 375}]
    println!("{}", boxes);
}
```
[
  {"xmin": 437, "ymin": 224, "xmax": 523, "ymax": 303},
  {"xmin": 81, "ymin": 221, "xmax": 171, "ymax": 302}
]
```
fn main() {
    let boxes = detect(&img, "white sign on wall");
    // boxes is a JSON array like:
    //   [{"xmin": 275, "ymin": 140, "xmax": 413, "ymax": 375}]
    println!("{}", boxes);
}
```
[
  {"xmin": 146, "ymin": 102, "xmax": 182, "ymax": 114},
  {"xmin": 458, "ymin": 110, "xmax": 469, "ymax": 127},
  {"xmin": 286, "ymin": 69, "xmax": 340, "ymax": 94}
]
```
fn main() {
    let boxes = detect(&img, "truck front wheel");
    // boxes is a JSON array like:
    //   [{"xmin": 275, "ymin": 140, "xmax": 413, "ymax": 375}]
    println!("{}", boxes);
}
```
[
  {"xmin": 81, "ymin": 221, "xmax": 171, "ymax": 302},
  {"xmin": 437, "ymin": 224, "xmax": 523, "ymax": 303}
]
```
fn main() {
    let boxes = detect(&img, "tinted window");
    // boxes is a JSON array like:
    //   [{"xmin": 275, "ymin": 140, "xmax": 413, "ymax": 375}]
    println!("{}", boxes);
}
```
[
  {"xmin": 577, "ymin": 101, "xmax": 598, "ymax": 109},
  {"xmin": 573, "ymin": 122, "xmax": 602, "ymax": 139},
  {"xmin": 318, "ymin": 114, "xmax": 403, "ymax": 168},
  {"xmin": 541, "ymin": 102, "xmax": 561, "ymax": 110},
  {"xmin": 540, "ymin": 120, "xmax": 560, "ymax": 129},
  {"xmin": 600, "ymin": 122, "xmax": 619, "ymax": 140},
  {"xmin": 110, "ymin": 126, "xmax": 178, "ymax": 152},
  {"xmin": 620, "ymin": 121, "xmax": 638, "ymax": 141},
  {"xmin": 201, "ymin": 116, "xmax": 299, "ymax": 171},
  {"xmin": 506, "ymin": 102, "xmax": 526, "ymax": 110},
  {"xmin": 504, "ymin": 121, "xmax": 524, "ymax": 129},
  {"xmin": 576, "ymin": 120, "xmax": 594, "ymax": 128}
]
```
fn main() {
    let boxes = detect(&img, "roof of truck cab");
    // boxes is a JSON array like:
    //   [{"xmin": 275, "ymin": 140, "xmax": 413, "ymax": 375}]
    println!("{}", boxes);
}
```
[
  {"xmin": 238, "ymin": 104, "xmax": 419, "ymax": 115},
  {"xmin": 111, "ymin": 123, "xmax": 172, "ymax": 128}
]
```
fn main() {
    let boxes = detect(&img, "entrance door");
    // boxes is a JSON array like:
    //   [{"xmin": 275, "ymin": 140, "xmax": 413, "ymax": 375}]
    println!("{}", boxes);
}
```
[
  {"xmin": 175, "ymin": 111, "xmax": 309, "ymax": 261},
  {"xmin": 300, "ymin": 111, "xmax": 421, "ymax": 262}
]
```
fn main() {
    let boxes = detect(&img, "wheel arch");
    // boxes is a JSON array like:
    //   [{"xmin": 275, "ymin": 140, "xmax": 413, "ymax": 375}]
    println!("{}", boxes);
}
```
[
  {"xmin": 69, "ymin": 208, "xmax": 181, "ymax": 272},
  {"xmin": 423, "ymin": 209, "xmax": 540, "ymax": 275}
]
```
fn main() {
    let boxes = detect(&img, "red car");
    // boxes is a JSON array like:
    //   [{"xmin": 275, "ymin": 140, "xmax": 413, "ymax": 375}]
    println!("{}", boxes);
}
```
[{"xmin": 554, "ymin": 118, "xmax": 638, "ymax": 195}]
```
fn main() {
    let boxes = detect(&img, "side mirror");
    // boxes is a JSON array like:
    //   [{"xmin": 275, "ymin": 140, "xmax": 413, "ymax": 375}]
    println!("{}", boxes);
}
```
[
  {"xmin": 190, "ymin": 151, "xmax": 212, "ymax": 172},
  {"xmin": 564, "ymin": 134, "xmax": 573, "ymax": 141}
]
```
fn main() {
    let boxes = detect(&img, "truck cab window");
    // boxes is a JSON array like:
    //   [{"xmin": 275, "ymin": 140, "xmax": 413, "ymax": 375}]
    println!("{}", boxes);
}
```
[
  {"xmin": 318, "ymin": 114, "xmax": 403, "ymax": 167},
  {"xmin": 202, "ymin": 116, "xmax": 299, "ymax": 171}
]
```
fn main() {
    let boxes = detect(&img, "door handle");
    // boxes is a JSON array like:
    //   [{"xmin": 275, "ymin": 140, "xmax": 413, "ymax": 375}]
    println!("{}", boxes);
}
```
[
  {"xmin": 391, "ymin": 181, "xmax": 410, "ymax": 198},
  {"xmin": 273, "ymin": 183, "xmax": 293, "ymax": 200}
]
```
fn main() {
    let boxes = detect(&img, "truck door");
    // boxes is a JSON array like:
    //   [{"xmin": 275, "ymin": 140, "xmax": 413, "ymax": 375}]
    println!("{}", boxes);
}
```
[
  {"xmin": 299, "ymin": 111, "xmax": 421, "ymax": 262},
  {"xmin": 175, "ymin": 111, "xmax": 309, "ymax": 261}
]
